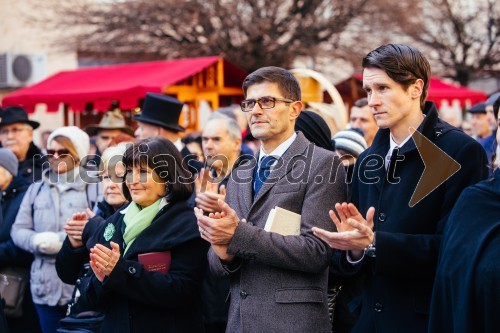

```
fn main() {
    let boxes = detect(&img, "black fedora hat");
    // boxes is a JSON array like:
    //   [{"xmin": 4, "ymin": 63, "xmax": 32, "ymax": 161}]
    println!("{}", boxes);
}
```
[
  {"xmin": 0, "ymin": 106, "xmax": 40, "ymax": 129},
  {"xmin": 133, "ymin": 93, "xmax": 185, "ymax": 132}
]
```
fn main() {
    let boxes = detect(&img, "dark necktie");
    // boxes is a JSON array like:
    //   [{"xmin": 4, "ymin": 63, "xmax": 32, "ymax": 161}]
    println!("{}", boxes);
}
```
[
  {"xmin": 253, "ymin": 155, "xmax": 277, "ymax": 199},
  {"xmin": 386, "ymin": 146, "xmax": 399, "ymax": 170}
]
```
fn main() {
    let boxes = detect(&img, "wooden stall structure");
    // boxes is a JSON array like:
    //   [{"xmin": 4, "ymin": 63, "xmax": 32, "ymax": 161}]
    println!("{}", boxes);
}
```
[{"xmin": 2, "ymin": 56, "xmax": 247, "ymax": 132}]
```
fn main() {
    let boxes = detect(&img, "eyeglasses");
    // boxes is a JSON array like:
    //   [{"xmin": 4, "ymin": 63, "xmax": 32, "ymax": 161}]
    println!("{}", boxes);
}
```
[
  {"xmin": 47, "ymin": 149, "xmax": 70, "ymax": 157},
  {"xmin": 0, "ymin": 127, "xmax": 31, "ymax": 136},
  {"xmin": 240, "ymin": 96, "xmax": 295, "ymax": 112}
]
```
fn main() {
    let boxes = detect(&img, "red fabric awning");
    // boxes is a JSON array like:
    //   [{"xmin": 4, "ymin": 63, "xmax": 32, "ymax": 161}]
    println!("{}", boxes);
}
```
[
  {"xmin": 345, "ymin": 74, "xmax": 487, "ymax": 108},
  {"xmin": 2, "ymin": 56, "xmax": 247, "ymax": 113},
  {"xmin": 426, "ymin": 77, "xmax": 487, "ymax": 107}
]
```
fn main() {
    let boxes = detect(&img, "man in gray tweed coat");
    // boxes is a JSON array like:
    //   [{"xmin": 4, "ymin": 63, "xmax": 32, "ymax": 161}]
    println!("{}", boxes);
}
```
[{"xmin": 195, "ymin": 66, "xmax": 346, "ymax": 333}]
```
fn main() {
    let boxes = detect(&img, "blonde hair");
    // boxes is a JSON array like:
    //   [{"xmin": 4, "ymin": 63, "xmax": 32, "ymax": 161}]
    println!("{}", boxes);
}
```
[
  {"xmin": 100, "ymin": 142, "xmax": 129, "ymax": 175},
  {"xmin": 52, "ymin": 136, "xmax": 79, "ymax": 162}
]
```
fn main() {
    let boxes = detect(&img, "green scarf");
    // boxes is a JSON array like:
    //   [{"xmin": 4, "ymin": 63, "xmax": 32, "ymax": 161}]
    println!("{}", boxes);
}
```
[{"xmin": 123, "ymin": 199, "xmax": 161, "ymax": 254}]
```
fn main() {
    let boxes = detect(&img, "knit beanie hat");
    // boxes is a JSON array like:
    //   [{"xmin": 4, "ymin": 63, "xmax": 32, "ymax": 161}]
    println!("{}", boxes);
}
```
[
  {"xmin": 295, "ymin": 110, "xmax": 335, "ymax": 152},
  {"xmin": 333, "ymin": 128, "xmax": 368, "ymax": 157},
  {"xmin": 47, "ymin": 126, "xmax": 90, "ymax": 161},
  {"xmin": 0, "ymin": 148, "xmax": 19, "ymax": 176}
]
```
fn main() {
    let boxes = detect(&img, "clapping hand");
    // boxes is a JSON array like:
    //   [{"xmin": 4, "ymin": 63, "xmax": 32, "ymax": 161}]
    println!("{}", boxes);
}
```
[
  {"xmin": 312, "ymin": 203, "xmax": 375, "ymax": 260},
  {"xmin": 195, "ymin": 167, "xmax": 227, "ymax": 213},
  {"xmin": 64, "ymin": 211, "xmax": 92, "ymax": 248},
  {"xmin": 90, "ymin": 241, "xmax": 121, "ymax": 282},
  {"xmin": 195, "ymin": 200, "xmax": 246, "ymax": 263}
]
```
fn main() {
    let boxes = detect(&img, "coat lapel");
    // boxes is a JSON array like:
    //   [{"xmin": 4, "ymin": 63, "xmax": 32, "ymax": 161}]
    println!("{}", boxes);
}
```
[
  {"xmin": 239, "ymin": 160, "xmax": 256, "ymax": 215},
  {"xmin": 251, "ymin": 132, "xmax": 310, "ymax": 207},
  {"xmin": 364, "ymin": 129, "xmax": 390, "ymax": 194}
]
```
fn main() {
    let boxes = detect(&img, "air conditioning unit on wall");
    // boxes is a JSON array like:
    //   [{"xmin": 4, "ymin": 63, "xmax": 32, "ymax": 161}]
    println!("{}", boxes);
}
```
[{"xmin": 0, "ymin": 52, "xmax": 46, "ymax": 88}]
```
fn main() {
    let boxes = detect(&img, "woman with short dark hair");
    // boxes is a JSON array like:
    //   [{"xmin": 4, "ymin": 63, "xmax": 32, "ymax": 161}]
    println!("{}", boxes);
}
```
[{"xmin": 80, "ymin": 137, "xmax": 208, "ymax": 333}]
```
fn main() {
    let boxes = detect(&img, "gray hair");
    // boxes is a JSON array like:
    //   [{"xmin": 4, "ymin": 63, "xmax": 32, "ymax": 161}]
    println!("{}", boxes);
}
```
[
  {"xmin": 206, "ymin": 112, "xmax": 242, "ymax": 141},
  {"xmin": 214, "ymin": 104, "xmax": 240, "ymax": 122}
]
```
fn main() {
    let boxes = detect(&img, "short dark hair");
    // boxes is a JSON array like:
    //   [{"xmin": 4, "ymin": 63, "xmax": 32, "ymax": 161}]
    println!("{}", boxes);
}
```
[
  {"xmin": 362, "ymin": 44, "xmax": 431, "ymax": 110},
  {"xmin": 242, "ymin": 66, "xmax": 301, "ymax": 101},
  {"xmin": 122, "ymin": 137, "xmax": 193, "ymax": 203}
]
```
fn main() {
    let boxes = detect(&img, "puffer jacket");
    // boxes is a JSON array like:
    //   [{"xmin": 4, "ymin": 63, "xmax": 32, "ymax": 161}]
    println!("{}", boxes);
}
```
[{"xmin": 11, "ymin": 169, "xmax": 100, "ymax": 306}]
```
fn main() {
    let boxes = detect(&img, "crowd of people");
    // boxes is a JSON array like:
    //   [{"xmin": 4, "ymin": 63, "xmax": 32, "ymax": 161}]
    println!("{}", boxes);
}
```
[{"xmin": 0, "ymin": 43, "xmax": 498, "ymax": 333}]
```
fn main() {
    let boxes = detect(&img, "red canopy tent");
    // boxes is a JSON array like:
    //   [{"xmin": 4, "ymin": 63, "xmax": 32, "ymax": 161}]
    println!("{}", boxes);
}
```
[
  {"xmin": 426, "ymin": 77, "xmax": 487, "ymax": 107},
  {"xmin": 1, "ymin": 56, "xmax": 247, "ymax": 113},
  {"xmin": 336, "ymin": 75, "xmax": 487, "ymax": 109}
]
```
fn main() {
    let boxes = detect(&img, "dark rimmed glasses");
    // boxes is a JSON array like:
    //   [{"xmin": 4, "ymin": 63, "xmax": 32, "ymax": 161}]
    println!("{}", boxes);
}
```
[{"xmin": 240, "ymin": 96, "xmax": 295, "ymax": 112}]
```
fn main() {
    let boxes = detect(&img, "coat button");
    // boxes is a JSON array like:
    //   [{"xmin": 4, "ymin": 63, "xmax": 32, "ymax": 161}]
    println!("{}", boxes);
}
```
[
  {"xmin": 248, "ymin": 221, "xmax": 254, "ymax": 226},
  {"xmin": 374, "ymin": 302, "xmax": 383, "ymax": 312},
  {"xmin": 128, "ymin": 266, "xmax": 136, "ymax": 275},
  {"xmin": 240, "ymin": 291, "xmax": 248, "ymax": 299},
  {"xmin": 378, "ymin": 213, "xmax": 387, "ymax": 222}
]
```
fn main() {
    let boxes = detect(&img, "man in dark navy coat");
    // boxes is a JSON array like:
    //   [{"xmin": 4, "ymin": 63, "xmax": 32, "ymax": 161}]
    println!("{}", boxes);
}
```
[{"xmin": 313, "ymin": 44, "xmax": 489, "ymax": 333}]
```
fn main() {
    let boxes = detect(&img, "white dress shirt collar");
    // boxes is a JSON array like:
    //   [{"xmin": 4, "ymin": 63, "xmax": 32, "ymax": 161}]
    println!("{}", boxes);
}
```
[
  {"xmin": 385, "ymin": 133, "xmax": 413, "ymax": 169},
  {"xmin": 258, "ymin": 132, "xmax": 297, "ymax": 165}
]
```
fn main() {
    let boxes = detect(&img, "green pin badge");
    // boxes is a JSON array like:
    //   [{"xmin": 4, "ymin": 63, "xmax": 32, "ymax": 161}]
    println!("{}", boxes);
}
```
[{"xmin": 104, "ymin": 223, "xmax": 115, "ymax": 241}]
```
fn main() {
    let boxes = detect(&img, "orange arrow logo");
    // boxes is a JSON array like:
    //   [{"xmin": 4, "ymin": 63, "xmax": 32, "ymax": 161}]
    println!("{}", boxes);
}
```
[{"xmin": 409, "ymin": 127, "xmax": 461, "ymax": 207}]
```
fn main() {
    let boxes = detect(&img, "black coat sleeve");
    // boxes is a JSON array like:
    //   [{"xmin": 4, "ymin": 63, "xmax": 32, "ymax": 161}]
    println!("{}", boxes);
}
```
[
  {"xmin": 56, "ymin": 215, "xmax": 106, "ymax": 284},
  {"xmin": 84, "ymin": 238, "xmax": 208, "ymax": 309},
  {"xmin": 56, "ymin": 237, "xmax": 90, "ymax": 284},
  {"xmin": 0, "ymin": 193, "xmax": 33, "ymax": 268}
]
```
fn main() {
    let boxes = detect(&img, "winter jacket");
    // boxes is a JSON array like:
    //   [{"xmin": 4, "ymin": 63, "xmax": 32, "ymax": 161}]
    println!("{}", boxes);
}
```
[
  {"xmin": 337, "ymin": 102, "xmax": 489, "ymax": 333},
  {"xmin": 79, "ymin": 200, "xmax": 209, "ymax": 333},
  {"xmin": 429, "ymin": 168, "xmax": 500, "ymax": 333},
  {"xmin": 11, "ymin": 169, "xmax": 101, "ymax": 306},
  {"xmin": 1, "ymin": 174, "xmax": 43, "ymax": 333},
  {"xmin": 0, "ymin": 175, "xmax": 33, "ymax": 268}
]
